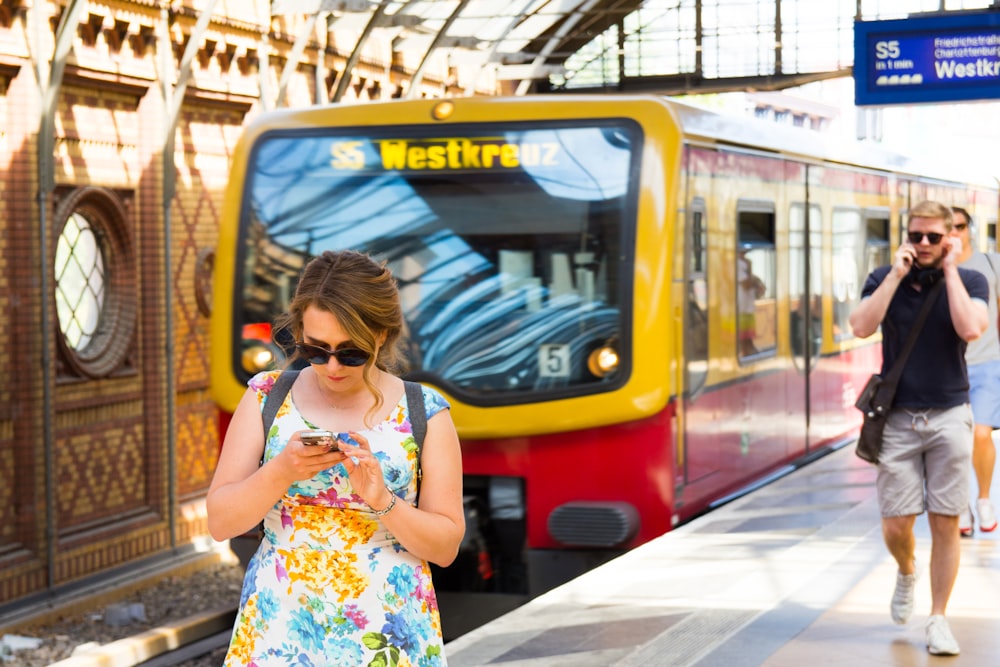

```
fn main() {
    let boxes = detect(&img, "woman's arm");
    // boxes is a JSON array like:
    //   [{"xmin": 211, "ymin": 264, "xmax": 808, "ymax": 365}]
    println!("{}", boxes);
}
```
[
  {"xmin": 206, "ymin": 387, "xmax": 347, "ymax": 540},
  {"xmin": 343, "ymin": 410, "xmax": 466, "ymax": 566}
]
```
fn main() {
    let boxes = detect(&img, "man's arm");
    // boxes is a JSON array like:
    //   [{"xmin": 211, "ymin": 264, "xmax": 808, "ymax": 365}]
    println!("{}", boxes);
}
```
[
  {"xmin": 849, "ymin": 245, "xmax": 911, "ymax": 338},
  {"xmin": 943, "ymin": 237, "xmax": 988, "ymax": 341}
]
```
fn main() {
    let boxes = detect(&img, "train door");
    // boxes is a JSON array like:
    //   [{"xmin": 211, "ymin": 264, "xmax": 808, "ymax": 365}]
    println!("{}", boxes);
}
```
[{"xmin": 789, "ymin": 201, "xmax": 822, "ymax": 454}]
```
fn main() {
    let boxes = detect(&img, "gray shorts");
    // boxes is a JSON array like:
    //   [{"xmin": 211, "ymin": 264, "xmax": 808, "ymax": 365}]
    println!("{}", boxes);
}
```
[{"xmin": 876, "ymin": 404, "xmax": 973, "ymax": 518}]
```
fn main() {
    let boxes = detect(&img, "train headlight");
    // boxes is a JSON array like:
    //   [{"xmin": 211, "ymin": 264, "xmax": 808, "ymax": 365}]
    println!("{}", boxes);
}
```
[
  {"xmin": 587, "ymin": 345, "xmax": 619, "ymax": 377},
  {"xmin": 242, "ymin": 343, "xmax": 276, "ymax": 374},
  {"xmin": 431, "ymin": 101, "xmax": 454, "ymax": 121}
]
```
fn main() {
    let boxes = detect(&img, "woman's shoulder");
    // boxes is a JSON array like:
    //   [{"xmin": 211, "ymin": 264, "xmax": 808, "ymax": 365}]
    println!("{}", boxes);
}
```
[
  {"xmin": 247, "ymin": 369, "xmax": 295, "ymax": 395},
  {"xmin": 413, "ymin": 382, "xmax": 450, "ymax": 418}
]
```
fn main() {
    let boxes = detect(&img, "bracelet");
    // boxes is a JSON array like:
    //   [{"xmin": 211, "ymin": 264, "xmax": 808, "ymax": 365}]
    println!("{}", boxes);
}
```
[{"xmin": 372, "ymin": 486, "xmax": 397, "ymax": 516}]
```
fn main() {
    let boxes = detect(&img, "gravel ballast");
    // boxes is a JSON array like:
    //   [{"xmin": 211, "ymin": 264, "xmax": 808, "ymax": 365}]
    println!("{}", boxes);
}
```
[{"xmin": 3, "ymin": 561, "xmax": 246, "ymax": 666}]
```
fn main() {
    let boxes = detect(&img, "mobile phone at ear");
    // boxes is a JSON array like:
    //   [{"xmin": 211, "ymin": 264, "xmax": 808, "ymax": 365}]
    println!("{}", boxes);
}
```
[{"xmin": 301, "ymin": 430, "xmax": 334, "ymax": 447}]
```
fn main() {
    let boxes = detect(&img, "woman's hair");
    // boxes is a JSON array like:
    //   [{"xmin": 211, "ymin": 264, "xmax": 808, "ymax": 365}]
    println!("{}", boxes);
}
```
[
  {"xmin": 276, "ymin": 250, "xmax": 406, "ymax": 421},
  {"xmin": 908, "ymin": 200, "xmax": 954, "ymax": 230}
]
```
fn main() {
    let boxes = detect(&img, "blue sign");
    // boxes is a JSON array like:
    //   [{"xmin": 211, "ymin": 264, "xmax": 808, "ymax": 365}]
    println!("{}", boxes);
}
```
[{"xmin": 855, "ymin": 11, "xmax": 1000, "ymax": 106}]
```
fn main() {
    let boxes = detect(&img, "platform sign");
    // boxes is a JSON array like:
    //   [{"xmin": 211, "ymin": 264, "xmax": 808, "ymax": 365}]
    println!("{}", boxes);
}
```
[{"xmin": 854, "ymin": 11, "xmax": 1000, "ymax": 106}]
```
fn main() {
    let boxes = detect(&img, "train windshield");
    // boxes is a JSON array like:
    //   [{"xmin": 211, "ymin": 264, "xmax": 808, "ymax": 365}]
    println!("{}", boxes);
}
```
[{"xmin": 236, "ymin": 120, "xmax": 639, "ymax": 404}]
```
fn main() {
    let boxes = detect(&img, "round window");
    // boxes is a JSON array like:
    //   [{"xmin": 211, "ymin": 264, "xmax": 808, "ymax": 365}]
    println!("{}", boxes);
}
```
[
  {"xmin": 55, "ymin": 212, "xmax": 107, "ymax": 351},
  {"xmin": 53, "ymin": 187, "xmax": 135, "ymax": 378}
]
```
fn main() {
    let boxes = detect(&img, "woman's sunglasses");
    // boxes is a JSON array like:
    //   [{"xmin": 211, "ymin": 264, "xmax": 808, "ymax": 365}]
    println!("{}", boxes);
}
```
[
  {"xmin": 906, "ymin": 231, "xmax": 944, "ymax": 245},
  {"xmin": 295, "ymin": 342, "xmax": 371, "ymax": 367}
]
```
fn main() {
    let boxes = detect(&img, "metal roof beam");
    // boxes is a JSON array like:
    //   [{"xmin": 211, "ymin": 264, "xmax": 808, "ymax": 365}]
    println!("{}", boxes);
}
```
[
  {"xmin": 515, "ymin": 0, "xmax": 601, "ymax": 95},
  {"xmin": 404, "ymin": 0, "xmax": 475, "ymax": 98},
  {"xmin": 465, "ymin": 0, "xmax": 549, "ymax": 94},
  {"xmin": 331, "ymin": 1, "xmax": 398, "ymax": 102},
  {"xmin": 275, "ymin": 11, "xmax": 322, "ymax": 107}
]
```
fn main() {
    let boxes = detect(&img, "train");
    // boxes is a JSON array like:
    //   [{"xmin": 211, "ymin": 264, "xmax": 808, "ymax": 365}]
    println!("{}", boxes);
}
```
[{"xmin": 209, "ymin": 94, "xmax": 999, "ymax": 634}]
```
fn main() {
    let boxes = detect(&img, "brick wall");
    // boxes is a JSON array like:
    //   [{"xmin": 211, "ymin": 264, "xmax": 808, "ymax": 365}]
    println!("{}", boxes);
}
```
[{"xmin": 0, "ymin": 0, "xmax": 461, "ymax": 608}]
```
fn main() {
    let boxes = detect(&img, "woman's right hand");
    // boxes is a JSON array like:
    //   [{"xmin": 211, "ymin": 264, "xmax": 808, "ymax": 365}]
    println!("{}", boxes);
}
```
[{"xmin": 275, "ymin": 431, "xmax": 350, "ymax": 482}]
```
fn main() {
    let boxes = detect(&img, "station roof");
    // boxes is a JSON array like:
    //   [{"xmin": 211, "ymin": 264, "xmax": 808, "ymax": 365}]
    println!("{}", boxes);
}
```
[
  {"xmin": 272, "ymin": 1, "xmax": 1000, "ymax": 98},
  {"xmin": 274, "ymin": 0, "xmax": 645, "ymax": 96}
]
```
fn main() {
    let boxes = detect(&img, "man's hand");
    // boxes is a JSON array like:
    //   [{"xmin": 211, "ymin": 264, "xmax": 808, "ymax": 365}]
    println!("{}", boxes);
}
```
[
  {"xmin": 893, "ymin": 243, "xmax": 916, "ymax": 278},
  {"xmin": 942, "ymin": 235, "xmax": 962, "ymax": 270}
]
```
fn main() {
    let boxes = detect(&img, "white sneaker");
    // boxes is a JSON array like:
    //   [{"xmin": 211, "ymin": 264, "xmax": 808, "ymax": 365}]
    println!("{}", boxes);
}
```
[
  {"xmin": 977, "ymin": 498, "xmax": 997, "ymax": 532},
  {"xmin": 926, "ymin": 615, "xmax": 960, "ymax": 656},
  {"xmin": 959, "ymin": 505, "xmax": 974, "ymax": 537},
  {"xmin": 890, "ymin": 567, "xmax": 916, "ymax": 625}
]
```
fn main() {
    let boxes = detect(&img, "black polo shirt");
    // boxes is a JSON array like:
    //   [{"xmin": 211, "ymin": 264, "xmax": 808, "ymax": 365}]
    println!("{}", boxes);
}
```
[{"xmin": 860, "ymin": 266, "xmax": 989, "ymax": 409}]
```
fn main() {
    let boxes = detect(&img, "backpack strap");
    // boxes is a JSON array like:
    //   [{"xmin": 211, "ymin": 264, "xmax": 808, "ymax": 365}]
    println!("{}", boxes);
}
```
[
  {"xmin": 404, "ymin": 380, "xmax": 427, "ymax": 505},
  {"xmin": 241, "ymin": 369, "xmax": 299, "ymax": 543},
  {"xmin": 261, "ymin": 369, "xmax": 300, "ymax": 454}
]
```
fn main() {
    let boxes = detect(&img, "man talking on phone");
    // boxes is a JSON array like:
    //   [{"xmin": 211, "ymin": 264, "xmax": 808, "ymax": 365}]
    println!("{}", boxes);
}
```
[{"xmin": 849, "ymin": 200, "xmax": 988, "ymax": 656}]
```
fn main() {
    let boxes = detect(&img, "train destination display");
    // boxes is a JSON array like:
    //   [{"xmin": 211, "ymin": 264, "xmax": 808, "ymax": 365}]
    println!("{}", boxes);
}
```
[{"xmin": 855, "ymin": 10, "xmax": 1000, "ymax": 105}]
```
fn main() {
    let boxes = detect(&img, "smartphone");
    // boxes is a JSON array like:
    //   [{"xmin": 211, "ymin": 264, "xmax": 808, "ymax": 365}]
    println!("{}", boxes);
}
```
[{"xmin": 301, "ymin": 430, "xmax": 335, "ymax": 447}]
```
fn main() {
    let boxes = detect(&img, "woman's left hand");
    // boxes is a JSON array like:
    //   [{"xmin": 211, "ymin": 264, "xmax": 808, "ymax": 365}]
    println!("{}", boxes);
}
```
[{"xmin": 339, "ymin": 432, "xmax": 394, "ymax": 511}]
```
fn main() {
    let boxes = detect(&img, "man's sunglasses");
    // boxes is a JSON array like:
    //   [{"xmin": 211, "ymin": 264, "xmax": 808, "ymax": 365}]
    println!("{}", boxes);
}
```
[
  {"xmin": 295, "ymin": 342, "xmax": 371, "ymax": 367},
  {"xmin": 907, "ymin": 231, "xmax": 944, "ymax": 245}
]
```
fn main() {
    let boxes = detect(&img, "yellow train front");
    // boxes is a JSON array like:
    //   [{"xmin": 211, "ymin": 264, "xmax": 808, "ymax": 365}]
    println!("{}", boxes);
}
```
[{"xmin": 210, "ymin": 95, "xmax": 999, "ymax": 605}]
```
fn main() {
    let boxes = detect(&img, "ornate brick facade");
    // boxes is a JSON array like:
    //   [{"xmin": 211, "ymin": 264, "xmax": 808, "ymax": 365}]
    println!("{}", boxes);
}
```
[{"xmin": 0, "ymin": 0, "xmax": 467, "ymax": 610}]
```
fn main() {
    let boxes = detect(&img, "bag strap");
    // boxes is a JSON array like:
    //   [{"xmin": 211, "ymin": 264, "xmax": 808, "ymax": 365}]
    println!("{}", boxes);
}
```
[
  {"xmin": 404, "ymin": 380, "xmax": 427, "ymax": 505},
  {"xmin": 246, "ymin": 369, "xmax": 299, "ymax": 541},
  {"xmin": 261, "ymin": 369, "xmax": 300, "ymax": 448},
  {"xmin": 985, "ymin": 252, "xmax": 1000, "ymax": 310},
  {"xmin": 880, "ymin": 279, "xmax": 944, "ymax": 393},
  {"xmin": 985, "ymin": 252, "xmax": 1000, "ymax": 287}
]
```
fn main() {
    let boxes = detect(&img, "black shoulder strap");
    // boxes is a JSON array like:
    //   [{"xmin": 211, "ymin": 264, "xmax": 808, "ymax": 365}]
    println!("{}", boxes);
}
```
[
  {"xmin": 262, "ymin": 370, "xmax": 300, "ymax": 446},
  {"xmin": 247, "ymin": 369, "xmax": 299, "ymax": 542},
  {"xmin": 404, "ymin": 381, "xmax": 427, "ymax": 448},
  {"xmin": 404, "ymin": 380, "xmax": 427, "ymax": 504},
  {"xmin": 881, "ymin": 280, "xmax": 944, "ymax": 391}
]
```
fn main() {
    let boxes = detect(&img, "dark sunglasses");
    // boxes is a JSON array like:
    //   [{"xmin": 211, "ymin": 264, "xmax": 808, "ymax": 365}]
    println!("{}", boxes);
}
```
[
  {"xmin": 907, "ymin": 231, "xmax": 944, "ymax": 245},
  {"xmin": 954, "ymin": 223, "xmax": 968, "ymax": 232},
  {"xmin": 295, "ymin": 342, "xmax": 371, "ymax": 367}
]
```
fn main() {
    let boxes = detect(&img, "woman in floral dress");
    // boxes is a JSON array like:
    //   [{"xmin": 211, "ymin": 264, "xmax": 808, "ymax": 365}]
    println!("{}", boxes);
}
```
[{"xmin": 208, "ymin": 251, "xmax": 465, "ymax": 667}]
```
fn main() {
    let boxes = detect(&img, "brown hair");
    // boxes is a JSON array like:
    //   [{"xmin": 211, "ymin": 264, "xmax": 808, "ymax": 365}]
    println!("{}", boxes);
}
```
[
  {"xmin": 276, "ymin": 250, "xmax": 406, "ymax": 421},
  {"xmin": 908, "ymin": 200, "xmax": 954, "ymax": 230},
  {"xmin": 951, "ymin": 206, "xmax": 973, "ymax": 229}
]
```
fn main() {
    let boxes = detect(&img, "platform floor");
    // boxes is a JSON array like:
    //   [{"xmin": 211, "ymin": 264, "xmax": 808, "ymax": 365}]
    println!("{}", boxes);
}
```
[{"xmin": 445, "ymin": 443, "xmax": 1000, "ymax": 667}]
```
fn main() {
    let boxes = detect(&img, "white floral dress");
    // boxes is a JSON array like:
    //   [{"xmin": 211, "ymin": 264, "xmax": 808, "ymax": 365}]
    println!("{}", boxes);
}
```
[{"xmin": 223, "ymin": 370, "xmax": 450, "ymax": 667}]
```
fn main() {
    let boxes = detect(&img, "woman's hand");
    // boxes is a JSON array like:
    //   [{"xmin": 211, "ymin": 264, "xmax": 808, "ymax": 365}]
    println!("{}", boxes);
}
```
[
  {"xmin": 338, "ymin": 432, "xmax": 394, "ymax": 510},
  {"xmin": 274, "ymin": 431, "xmax": 350, "ymax": 483}
]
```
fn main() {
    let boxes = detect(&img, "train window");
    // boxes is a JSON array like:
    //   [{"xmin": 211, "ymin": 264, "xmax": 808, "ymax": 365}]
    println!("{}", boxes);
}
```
[
  {"xmin": 864, "ymin": 212, "xmax": 890, "ymax": 279},
  {"xmin": 52, "ymin": 187, "xmax": 137, "ymax": 379},
  {"xmin": 832, "ymin": 208, "xmax": 863, "ymax": 341},
  {"xmin": 686, "ymin": 199, "xmax": 708, "ymax": 394},
  {"xmin": 789, "ymin": 203, "xmax": 822, "ymax": 364},
  {"xmin": 236, "ymin": 121, "xmax": 640, "ymax": 404},
  {"xmin": 736, "ymin": 203, "xmax": 776, "ymax": 360}
]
